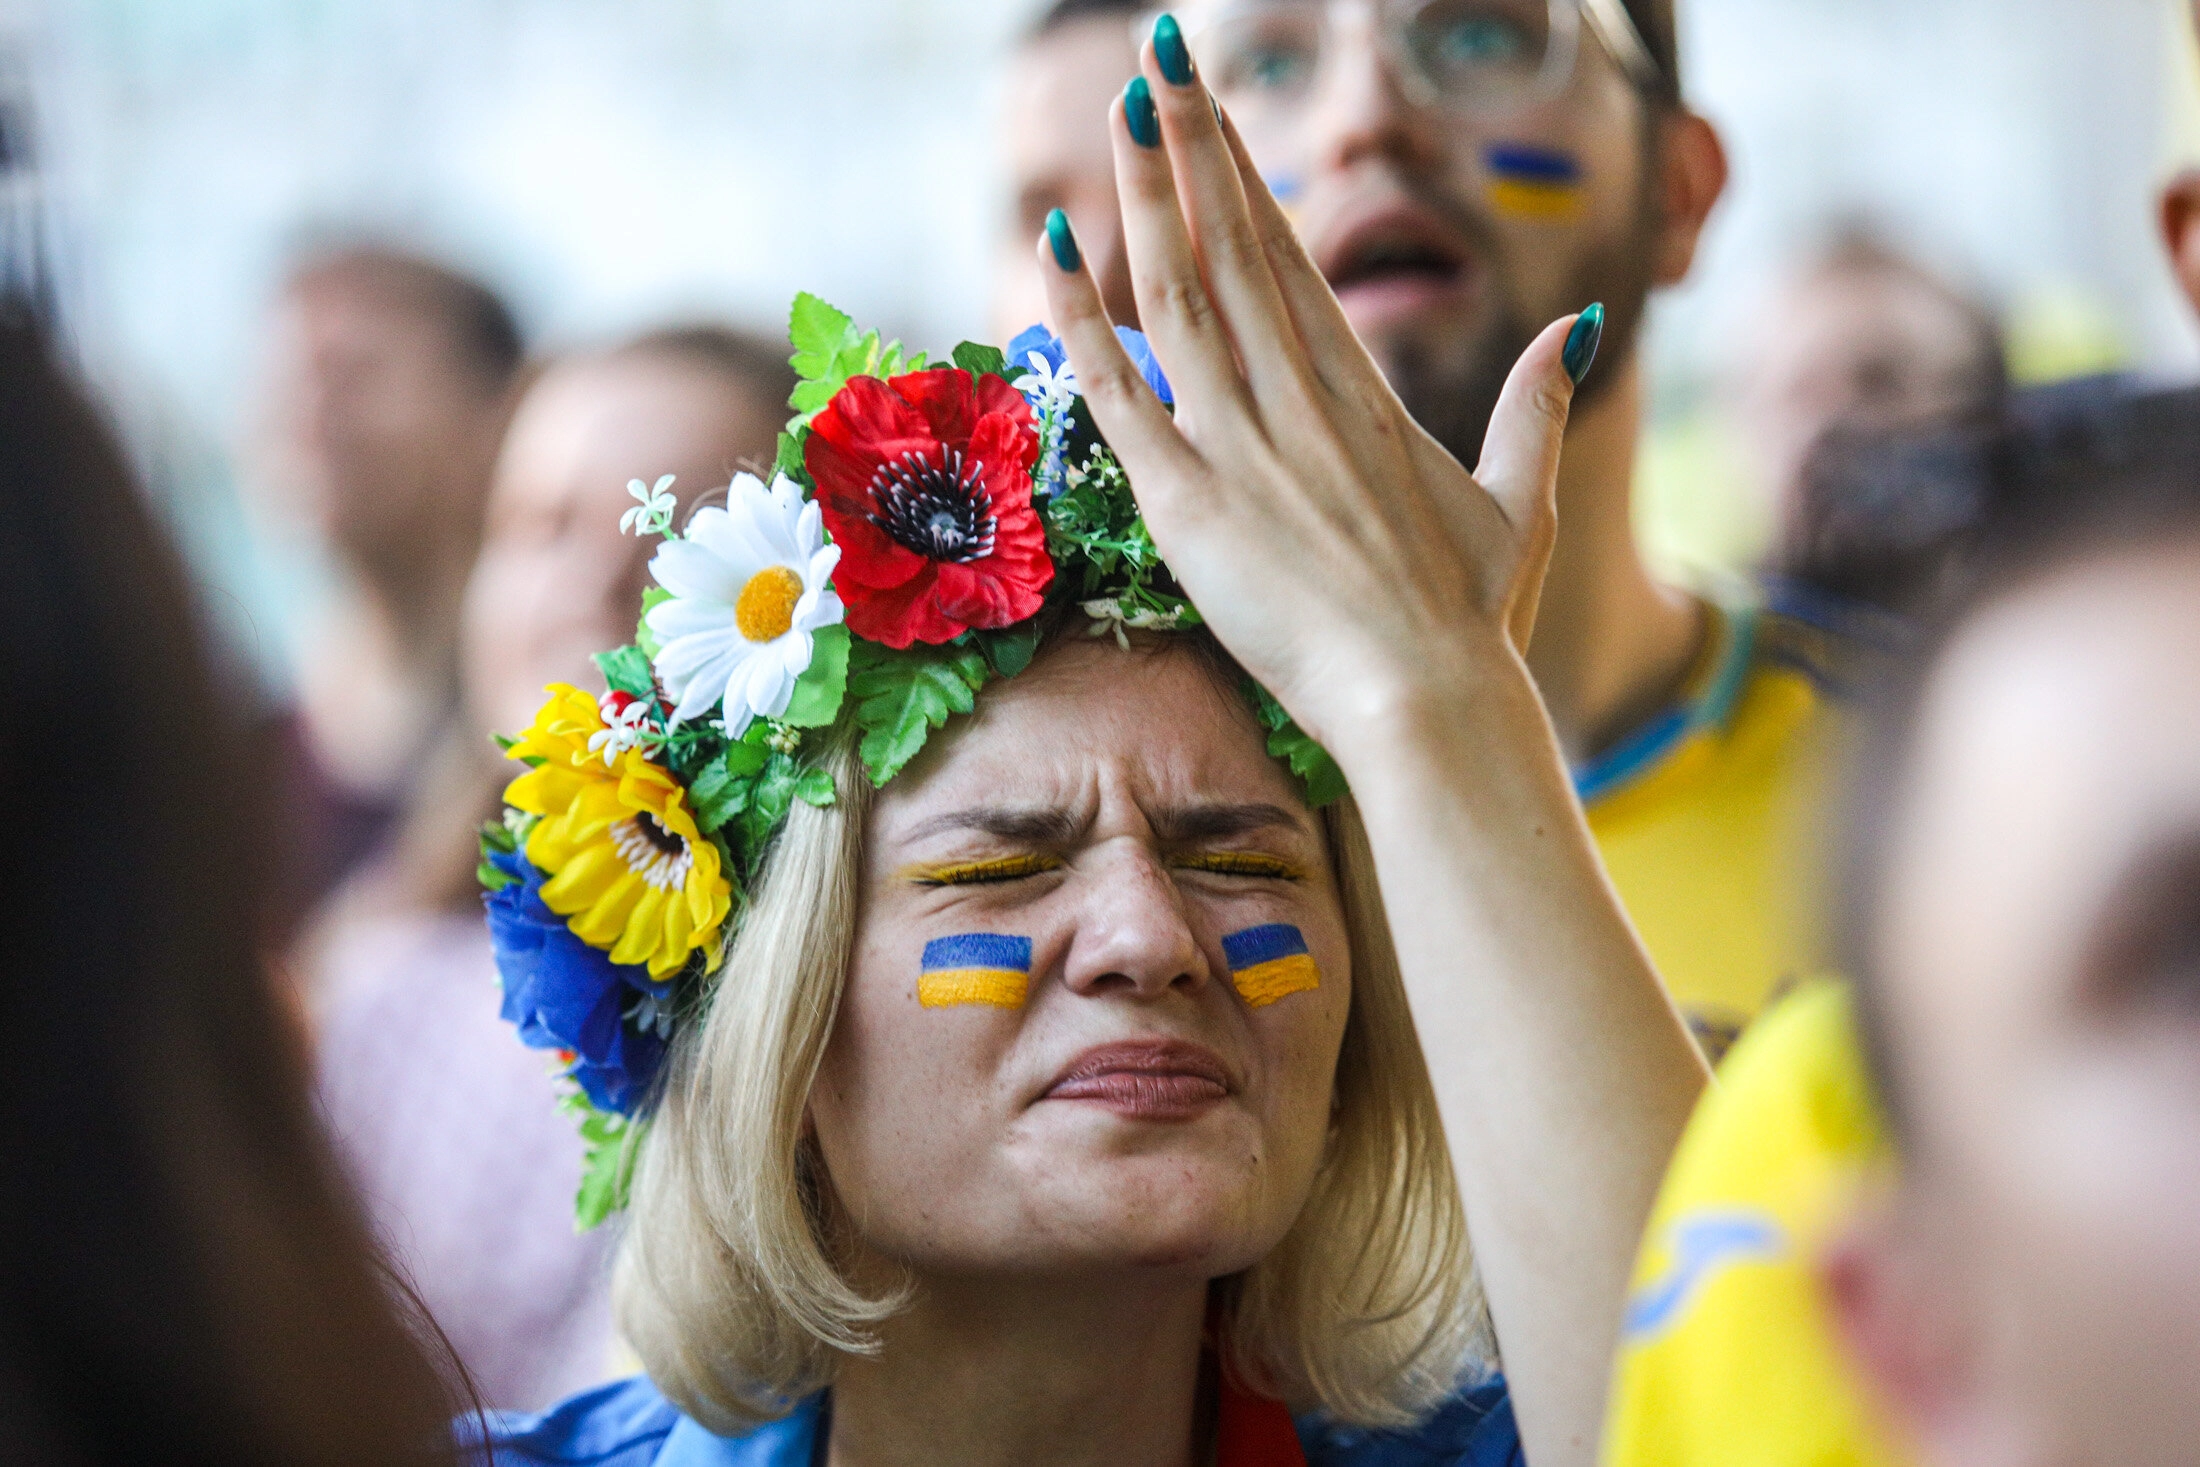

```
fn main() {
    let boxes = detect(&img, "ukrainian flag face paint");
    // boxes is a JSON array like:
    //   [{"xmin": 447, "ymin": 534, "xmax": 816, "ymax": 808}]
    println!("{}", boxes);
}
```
[
  {"xmin": 1222, "ymin": 923, "xmax": 1322, "ymax": 1008},
  {"xmin": 1484, "ymin": 143, "xmax": 1585, "ymax": 222},
  {"xmin": 918, "ymin": 933, "xmax": 1034, "ymax": 1009}
]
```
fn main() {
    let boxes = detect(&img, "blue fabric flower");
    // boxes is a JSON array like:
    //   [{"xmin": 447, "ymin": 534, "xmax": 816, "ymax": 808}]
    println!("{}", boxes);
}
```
[
  {"xmin": 484, "ymin": 847, "xmax": 671, "ymax": 1114},
  {"xmin": 1006, "ymin": 322, "xmax": 1065, "ymax": 379},
  {"xmin": 1005, "ymin": 323, "xmax": 1174, "ymax": 406},
  {"xmin": 1111, "ymin": 326, "xmax": 1174, "ymax": 406}
]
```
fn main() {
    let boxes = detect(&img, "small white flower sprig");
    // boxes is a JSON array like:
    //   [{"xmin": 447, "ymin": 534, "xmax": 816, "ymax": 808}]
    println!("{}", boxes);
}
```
[
  {"xmin": 1014, "ymin": 347, "xmax": 1078, "ymax": 501},
  {"xmin": 586, "ymin": 691, "xmax": 666, "ymax": 766},
  {"xmin": 620, "ymin": 474, "xmax": 680, "ymax": 539}
]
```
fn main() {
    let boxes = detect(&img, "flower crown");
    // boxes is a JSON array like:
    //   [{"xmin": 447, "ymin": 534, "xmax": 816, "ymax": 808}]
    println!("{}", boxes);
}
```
[{"xmin": 480, "ymin": 295, "xmax": 1344, "ymax": 1225}]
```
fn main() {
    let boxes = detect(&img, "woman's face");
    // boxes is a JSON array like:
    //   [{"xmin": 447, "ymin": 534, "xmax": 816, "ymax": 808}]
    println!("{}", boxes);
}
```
[
  {"xmin": 811, "ymin": 638, "xmax": 1353, "ymax": 1284},
  {"xmin": 1864, "ymin": 544, "xmax": 2200, "ymax": 1466}
]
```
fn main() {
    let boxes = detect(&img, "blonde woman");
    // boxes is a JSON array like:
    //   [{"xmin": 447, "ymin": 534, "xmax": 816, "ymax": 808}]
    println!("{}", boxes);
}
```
[{"xmin": 480, "ymin": 22, "xmax": 1703, "ymax": 1467}]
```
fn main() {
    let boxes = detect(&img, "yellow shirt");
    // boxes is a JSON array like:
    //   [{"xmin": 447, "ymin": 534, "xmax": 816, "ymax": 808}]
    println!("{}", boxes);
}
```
[
  {"xmin": 1579, "ymin": 598, "xmax": 1861, "ymax": 1055},
  {"xmin": 1602, "ymin": 980, "xmax": 1904, "ymax": 1467}
]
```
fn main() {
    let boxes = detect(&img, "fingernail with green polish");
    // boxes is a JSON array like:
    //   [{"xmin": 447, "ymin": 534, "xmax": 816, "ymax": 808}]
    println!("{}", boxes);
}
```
[
  {"xmin": 1046, "ymin": 208, "xmax": 1081, "ymax": 272},
  {"xmin": 1125, "ymin": 75, "xmax": 1161, "ymax": 148},
  {"xmin": 1154, "ymin": 13, "xmax": 1195, "ymax": 86},
  {"xmin": 1563, "ymin": 302, "xmax": 1605, "ymax": 386}
]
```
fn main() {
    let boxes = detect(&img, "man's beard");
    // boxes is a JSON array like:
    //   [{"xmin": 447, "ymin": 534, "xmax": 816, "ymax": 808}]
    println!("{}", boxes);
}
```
[{"xmin": 1377, "ymin": 196, "xmax": 1659, "ymax": 470}]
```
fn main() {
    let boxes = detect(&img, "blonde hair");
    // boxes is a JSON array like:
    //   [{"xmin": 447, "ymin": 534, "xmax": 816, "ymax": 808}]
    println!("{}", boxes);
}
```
[{"xmin": 616, "ymin": 640, "xmax": 1488, "ymax": 1434}]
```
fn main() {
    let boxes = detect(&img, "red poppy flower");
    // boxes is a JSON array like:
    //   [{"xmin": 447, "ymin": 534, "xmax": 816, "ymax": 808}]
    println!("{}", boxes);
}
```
[{"xmin": 805, "ymin": 367, "xmax": 1051, "ymax": 648}]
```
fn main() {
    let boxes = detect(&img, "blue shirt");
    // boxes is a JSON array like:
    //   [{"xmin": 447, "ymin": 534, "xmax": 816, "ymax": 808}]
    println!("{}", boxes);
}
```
[{"xmin": 468, "ymin": 1375, "xmax": 1522, "ymax": 1466}]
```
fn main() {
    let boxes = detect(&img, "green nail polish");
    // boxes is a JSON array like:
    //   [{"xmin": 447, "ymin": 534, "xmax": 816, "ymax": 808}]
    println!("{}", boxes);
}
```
[
  {"xmin": 1563, "ymin": 302, "xmax": 1605, "ymax": 386},
  {"xmin": 1046, "ymin": 208, "xmax": 1081, "ymax": 272},
  {"xmin": 1154, "ymin": 13, "xmax": 1195, "ymax": 86},
  {"xmin": 1125, "ymin": 75, "xmax": 1161, "ymax": 148}
]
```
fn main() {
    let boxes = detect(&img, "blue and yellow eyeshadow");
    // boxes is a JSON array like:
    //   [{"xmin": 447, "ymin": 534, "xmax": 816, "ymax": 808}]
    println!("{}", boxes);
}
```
[
  {"xmin": 1484, "ymin": 143, "xmax": 1584, "ymax": 221},
  {"xmin": 918, "ymin": 933, "xmax": 1033, "ymax": 1008},
  {"xmin": 1222, "ymin": 923, "xmax": 1322, "ymax": 1008}
]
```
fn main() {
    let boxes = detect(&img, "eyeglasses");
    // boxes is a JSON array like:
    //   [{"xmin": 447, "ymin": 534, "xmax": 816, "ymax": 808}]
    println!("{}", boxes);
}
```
[{"xmin": 1165, "ymin": 0, "xmax": 1661, "ymax": 122}]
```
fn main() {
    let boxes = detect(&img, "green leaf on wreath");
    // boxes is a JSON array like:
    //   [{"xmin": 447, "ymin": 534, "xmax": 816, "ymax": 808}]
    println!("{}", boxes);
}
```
[
  {"xmin": 1247, "ymin": 682, "xmax": 1348, "ymax": 809},
  {"xmin": 1269, "ymin": 728, "xmax": 1348, "ymax": 808},
  {"xmin": 732, "ymin": 756, "xmax": 805, "ymax": 863},
  {"xmin": 952, "ymin": 341, "xmax": 1009, "ymax": 380},
  {"xmin": 773, "ymin": 429, "xmax": 810, "ymax": 485},
  {"xmin": 594, "ymin": 644, "xmax": 656, "ymax": 700},
  {"xmin": 564, "ymin": 1095, "xmax": 646, "ymax": 1230},
  {"xmin": 722, "ymin": 723, "xmax": 773, "ymax": 778},
  {"xmin": 635, "ymin": 587, "xmax": 674, "ymax": 659},
  {"xmin": 977, "ymin": 621, "xmax": 1042, "ymax": 679},
  {"xmin": 476, "ymin": 814, "xmax": 521, "ymax": 893},
  {"xmin": 788, "ymin": 292, "xmax": 857, "ymax": 384},
  {"xmin": 782, "ymin": 624, "xmax": 851, "ymax": 727},
  {"xmin": 685, "ymin": 758, "xmax": 743, "ymax": 835},
  {"xmin": 794, "ymin": 767, "xmax": 838, "ymax": 808},
  {"xmin": 849, "ymin": 642, "xmax": 990, "ymax": 786}
]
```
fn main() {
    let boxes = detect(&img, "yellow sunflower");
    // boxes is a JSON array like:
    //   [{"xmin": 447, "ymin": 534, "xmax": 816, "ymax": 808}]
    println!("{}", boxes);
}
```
[{"xmin": 503, "ymin": 684, "xmax": 731, "ymax": 979}]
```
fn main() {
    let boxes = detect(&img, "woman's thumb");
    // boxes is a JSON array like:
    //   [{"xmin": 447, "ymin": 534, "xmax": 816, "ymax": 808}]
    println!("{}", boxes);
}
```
[
  {"xmin": 1475, "ymin": 306, "xmax": 1600, "ymax": 650},
  {"xmin": 1474, "ymin": 306, "xmax": 1599, "ymax": 539}
]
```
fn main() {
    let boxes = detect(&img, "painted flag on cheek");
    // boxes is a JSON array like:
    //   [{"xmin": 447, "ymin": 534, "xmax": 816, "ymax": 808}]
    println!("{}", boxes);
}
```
[
  {"xmin": 918, "ymin": 933, "xmax": 1034, "ymax": 1009},
  {"xmin": 1223, "ymin": 924, "xmax": 1322, "ymax": 1009},
  {"xmin": 1485, "ymin": 143, "xmax": 1585, "ymax": 221}
]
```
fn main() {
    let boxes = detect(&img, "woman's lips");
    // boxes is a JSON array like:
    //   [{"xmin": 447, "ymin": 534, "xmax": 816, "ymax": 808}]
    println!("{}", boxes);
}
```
[{"xmin": 1042, "ymin": 1040, "xmax": 1232, "ymax": 1122}]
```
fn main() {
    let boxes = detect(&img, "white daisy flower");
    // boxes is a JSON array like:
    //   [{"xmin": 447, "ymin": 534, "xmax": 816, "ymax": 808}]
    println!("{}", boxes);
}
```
[{"xmin": 643, "ymin": 472, "xmax": 844, "ymax": 732}]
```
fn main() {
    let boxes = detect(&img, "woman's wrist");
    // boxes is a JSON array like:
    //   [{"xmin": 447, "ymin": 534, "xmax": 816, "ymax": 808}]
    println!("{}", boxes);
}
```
[{"xmin": 1319, "ymin": 630, "xmax": 1564, "ymax": 803}]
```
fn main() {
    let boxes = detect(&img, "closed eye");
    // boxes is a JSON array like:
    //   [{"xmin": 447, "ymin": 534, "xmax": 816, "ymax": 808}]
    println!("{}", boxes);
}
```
[
  {"xmin": 905, "ymin": 854, "xmax": 1065, "ymax": 887},
  {"xmin": 1170, "ymin": 852, "xmax": 1305, "ymax": 881}
]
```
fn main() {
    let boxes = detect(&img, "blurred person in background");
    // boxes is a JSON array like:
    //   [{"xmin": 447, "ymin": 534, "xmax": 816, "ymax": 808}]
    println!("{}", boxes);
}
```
[
  {"xmin": 1822, "ymin": 454, "xmax": 2200, "ymax": 1467},
  {"xmin": 0, "ymin": 313, "xmax": 460, "ymax": 1464},
  {"xmin": 251, "ymin": 242, "xmax": 524, "ymax": 935},
  {"xmin": 1153, "ymin": 0, "xmax": 1847, "ymax": 1054},
  {"xmin": 1735, "ymin": 233, "xmax": 2005, "ymax": 616},
  {"xmin": 1602, "ymin": 26, "xmax": 2200, "ymax": 1456},
  {"xmin": 312, "ymin": 326, "xmax": 794, "ymax": 1412},
  {"xmin": 992, "ymin": 0, "xmax": 1144, "ymax": 344}
]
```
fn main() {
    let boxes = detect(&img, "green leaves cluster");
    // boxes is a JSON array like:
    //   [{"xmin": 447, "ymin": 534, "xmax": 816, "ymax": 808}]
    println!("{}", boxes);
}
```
[
  {"xmin": 847, "ymin": 640, "xmax": 988, "ymax": 786},
  {"xmin": 1044, "ymin": 443, "xmax": 1199, "ymax": 629},
  {"xmin": 476, "ymin": 815, "xmax": 520, "ymax": 892},
  {"xmin": 685, "ymin": 722, "xmax": 839, "ymax": 870},
  {"xmin": 1249, "ymin": 683, "xmax": 1348, "ymax": 809},
  {"xmin": 563, "ymin": 1092, "xmax": 647, "ymax": 1231},
  {"xmin": 786, "ymin": 292, "xmax": 929, "ymax": 429}
]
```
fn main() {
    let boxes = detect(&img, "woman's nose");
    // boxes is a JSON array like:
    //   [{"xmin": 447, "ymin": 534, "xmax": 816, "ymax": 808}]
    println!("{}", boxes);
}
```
[{"xmin": 1057, "ymin": 846, "xmax": 1212, "ymax": 1000}]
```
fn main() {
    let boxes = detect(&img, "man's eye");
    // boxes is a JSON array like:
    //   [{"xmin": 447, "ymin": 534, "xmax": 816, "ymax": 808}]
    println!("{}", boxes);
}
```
[
  {"xmin": 1171, "ymin": 852, "xmax": 1304, "ymax": 880},
  {"xmin": 908, "ymin": 855, "xmax": 1064, "ymax": 887},
  {"xmin": 1244, "ymin": 43, "xmax": 1315, "ymax": 89}
]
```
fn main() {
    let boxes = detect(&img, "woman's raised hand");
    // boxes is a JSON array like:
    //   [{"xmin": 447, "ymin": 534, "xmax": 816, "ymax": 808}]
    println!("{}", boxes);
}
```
[
  {"xmin": 1037, "ymin": 33, "xmax": 1601, "ymax": 763},
  {"xmin": 1042, "ymin": 30, "xmax": 1700, "ymax": 1467}
]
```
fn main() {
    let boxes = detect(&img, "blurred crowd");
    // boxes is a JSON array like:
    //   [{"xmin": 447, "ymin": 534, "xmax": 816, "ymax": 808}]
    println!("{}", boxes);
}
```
[{"xmin": 5, "ymin": 0, "xmax": 2200, "ymax": 1464}]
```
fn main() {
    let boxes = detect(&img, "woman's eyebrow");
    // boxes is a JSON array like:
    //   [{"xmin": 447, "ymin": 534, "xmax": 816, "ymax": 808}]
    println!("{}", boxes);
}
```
[
  {"xmin": 903, "ymin": 807, "xmax": 1087, "ymax": 845},
  {"xmin": 1150, "ymin": 802, "xmax": 1309, "ymax": 843},
  {"xmin": 898, "ymin": 801, "xmax": 1306, "ymax": 847}
]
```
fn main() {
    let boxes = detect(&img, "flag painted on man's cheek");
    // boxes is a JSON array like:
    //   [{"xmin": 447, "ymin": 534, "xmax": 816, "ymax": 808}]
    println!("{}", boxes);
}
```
[{"xmin": 1485, "ymin": 143, "xmax": 1585, "ymax": 221}]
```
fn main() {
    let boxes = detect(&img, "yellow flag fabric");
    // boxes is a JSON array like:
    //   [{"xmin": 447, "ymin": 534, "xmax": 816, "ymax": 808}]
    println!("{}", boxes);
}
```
[{"xmin": 1602, "ymin": 980, "xmax": 1905, "ymax": 1467}]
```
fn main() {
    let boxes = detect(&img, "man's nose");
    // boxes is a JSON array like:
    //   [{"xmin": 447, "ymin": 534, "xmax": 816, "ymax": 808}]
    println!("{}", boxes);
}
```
[
  {"xmin": 1058, "ymin": 846, "xmax": 1212, "ymax": 1000},
  {"xmin": 1301, "ymin": 17, "xmax": 1446, "ymax": 178}
]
